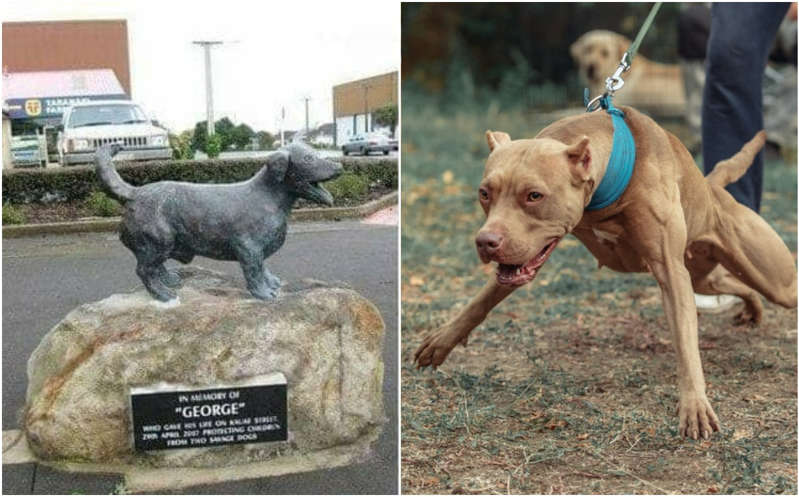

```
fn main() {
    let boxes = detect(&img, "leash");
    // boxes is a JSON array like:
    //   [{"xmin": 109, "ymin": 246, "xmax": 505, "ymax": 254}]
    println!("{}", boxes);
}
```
[
  {"xmin": 585, "ymin": 2, "xmax": 662, "ymax": 111},
  {"xmin": 579, "ymin": 3, "xmax": 659, "ymax": 210}
]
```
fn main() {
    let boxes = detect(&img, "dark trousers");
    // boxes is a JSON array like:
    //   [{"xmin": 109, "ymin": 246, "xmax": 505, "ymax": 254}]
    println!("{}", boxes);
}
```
[{"xmin": 702, "ymin": 2, "xmax": 789, "ymax": 213}]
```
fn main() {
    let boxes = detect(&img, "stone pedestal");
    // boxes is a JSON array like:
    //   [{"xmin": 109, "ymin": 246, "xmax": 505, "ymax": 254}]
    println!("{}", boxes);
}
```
[{"xmin": 23, "ymin": 266, "xmax": 385, "ymax": 471}]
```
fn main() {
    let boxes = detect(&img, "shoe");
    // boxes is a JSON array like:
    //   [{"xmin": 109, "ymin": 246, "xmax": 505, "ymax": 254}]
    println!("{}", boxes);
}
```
[{"xmin": 694, "ymin": 293, "xmax": 742, "ymax": 314}]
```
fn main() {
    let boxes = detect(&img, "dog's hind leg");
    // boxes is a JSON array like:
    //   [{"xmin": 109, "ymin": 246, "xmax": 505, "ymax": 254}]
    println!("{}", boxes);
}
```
[
  {"xmin": 690, "ymin": 263, "xmax": 764, "ymax": 324},
  {"xmin": 687, "ymin": 242, "xmax": 763, "ymax": 324},
  {"xmin": 707, "ymin": 186, "xmax": 797, "ymax": 310}
]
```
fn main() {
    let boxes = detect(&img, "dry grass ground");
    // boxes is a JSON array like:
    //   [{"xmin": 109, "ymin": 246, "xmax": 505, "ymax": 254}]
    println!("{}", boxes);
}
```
[{"xmin": 401, "ymin": 97, "xmax": 797, "ymax": 494}]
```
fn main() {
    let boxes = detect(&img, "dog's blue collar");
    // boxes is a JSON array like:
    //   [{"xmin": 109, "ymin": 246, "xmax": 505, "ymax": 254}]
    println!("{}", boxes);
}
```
[{"xmin": 585, "ymin": 95, "xmax": 635, "ymax": 211}]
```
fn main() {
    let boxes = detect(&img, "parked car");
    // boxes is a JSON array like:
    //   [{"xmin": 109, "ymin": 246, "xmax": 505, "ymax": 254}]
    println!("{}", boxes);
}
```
[
  {"xmin": 11, "ymin": 135, "xmax": 46, "ymax": 167},
  {"xmin": 57, "ymin": 100, "xmax": 171, "ymax": 166},
  {"xmin": 388, "ymin": 136, "xmax": 398, "ymax": 151},
  {"xmin": 341, "ymin": 133, "xmax": 391, "ymax": 156}
]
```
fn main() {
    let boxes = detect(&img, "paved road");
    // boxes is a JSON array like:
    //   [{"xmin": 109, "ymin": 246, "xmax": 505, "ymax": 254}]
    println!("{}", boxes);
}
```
[{"xmin": 2, "ymin": 221, "xmax": 397, "ymax": 494}]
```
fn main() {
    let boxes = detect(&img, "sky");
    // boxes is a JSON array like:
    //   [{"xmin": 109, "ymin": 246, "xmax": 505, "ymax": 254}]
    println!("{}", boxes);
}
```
[{"xmin": 3, "ymin": 0, "xmax": 399, "ymax": 133}]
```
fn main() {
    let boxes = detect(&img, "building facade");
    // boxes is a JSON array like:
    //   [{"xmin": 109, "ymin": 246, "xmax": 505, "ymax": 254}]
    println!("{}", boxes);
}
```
[
  {"xmin": 3, "ymin": 20, "xmax": 131, "ymax": 95},
  {"xmin": 2, "ymin": 20, "xmax": 131, "ymax": 132},
  {"xmin": 332, "ymin": 71, "xmax": 397, "ymax": 146},
  {"xmin": 2, "ymin": 20, "xmax": 131, "ymax": 165}
]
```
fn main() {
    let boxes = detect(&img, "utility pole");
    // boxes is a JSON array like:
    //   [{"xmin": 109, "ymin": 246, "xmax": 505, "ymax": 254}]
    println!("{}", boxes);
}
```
[
  {"xmin": 332, "ymin": 88, "xmax": 337, "ymax": 148},
  {"xmin": 302, "ymin": 97, "xmax": 311, "ymax": 132},
  {"xmin": 280, "ymin": 106, "xmax": 285, "ymax": 147},
  {"xmin": 192, "ymin": 40, "xmax": 223, "ymax": 137},
  {"xmin": 362, "ymin": 83, "xmax": 373, "ymax": 133}
]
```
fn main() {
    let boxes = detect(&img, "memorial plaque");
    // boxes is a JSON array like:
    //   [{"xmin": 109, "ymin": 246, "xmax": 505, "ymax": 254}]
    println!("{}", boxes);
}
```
[{"xmin": 130, "ymin": 373, "xmax": 287, "ymax": 451}]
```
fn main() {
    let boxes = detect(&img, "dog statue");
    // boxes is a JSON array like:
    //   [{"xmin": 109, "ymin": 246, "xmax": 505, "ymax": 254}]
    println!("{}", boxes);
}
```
[{"xmin": 95, "ymin": 141, "xmax": 342, "ymax": 302}]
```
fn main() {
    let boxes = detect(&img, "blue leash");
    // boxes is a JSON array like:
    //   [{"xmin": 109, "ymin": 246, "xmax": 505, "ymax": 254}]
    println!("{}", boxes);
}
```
[{"xmin": 582, "ymin": 90, "xmax": 635, "ymax": 211}]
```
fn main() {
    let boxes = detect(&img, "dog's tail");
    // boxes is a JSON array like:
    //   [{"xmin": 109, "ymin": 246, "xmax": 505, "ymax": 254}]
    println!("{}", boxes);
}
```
[
  {"xmin": 706, "ymin": 131, "xmax": 766, "ymax": 188},
  {"xmin": 95, "ymin": 144, "xmax": 137, "ymax": 202}
]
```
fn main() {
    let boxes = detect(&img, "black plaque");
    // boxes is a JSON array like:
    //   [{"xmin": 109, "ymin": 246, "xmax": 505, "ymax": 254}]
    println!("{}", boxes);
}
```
[{"xmin": 130, "ymin": 377, "xmax": 287, "ymax": 451}]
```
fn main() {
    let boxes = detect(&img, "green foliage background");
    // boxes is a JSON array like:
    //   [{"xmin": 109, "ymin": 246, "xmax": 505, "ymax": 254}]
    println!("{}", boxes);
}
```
[{"xmin": 3, "ymin": 156, "xmax": 396, "ymax": 207}]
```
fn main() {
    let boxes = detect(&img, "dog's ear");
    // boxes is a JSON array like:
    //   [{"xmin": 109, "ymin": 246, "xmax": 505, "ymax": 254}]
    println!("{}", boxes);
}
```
[
  {"xmin": 266, "ymin": 150, "xmax": 290, "ymax": 183},
  {"xmin": 566, "ymin": 135, "xmax": 591, "ymax": 182},
  {"xmin": 486, "ymin": 130, "xmax": 512, "ymax": 152},
  {"xmin": 570, "ymin": 37, "xmax": 583, "ymax": 60}
]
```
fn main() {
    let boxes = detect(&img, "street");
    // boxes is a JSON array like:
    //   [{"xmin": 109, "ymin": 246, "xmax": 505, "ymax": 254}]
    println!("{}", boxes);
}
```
[{"xmin": 2, "ymin": 220, "xmax": 397, "ymax": 494}]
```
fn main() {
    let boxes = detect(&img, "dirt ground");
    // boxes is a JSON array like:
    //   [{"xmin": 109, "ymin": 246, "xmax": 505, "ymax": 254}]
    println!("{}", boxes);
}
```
[{"xmin": 400, "ymin": 100, "xmax": 798, "ymax": 494}]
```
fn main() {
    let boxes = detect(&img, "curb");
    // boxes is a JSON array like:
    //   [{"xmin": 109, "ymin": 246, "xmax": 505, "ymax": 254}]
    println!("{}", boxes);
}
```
[{"xmin": 2, "ymin": 192, "xmax": 398, "ymax": 239}]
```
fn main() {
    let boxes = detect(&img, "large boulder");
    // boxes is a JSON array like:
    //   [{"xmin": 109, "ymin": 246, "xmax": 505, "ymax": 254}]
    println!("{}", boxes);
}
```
[{"xmin": 23, "ymin": 266, "xmax": 385, "ymax": 469}]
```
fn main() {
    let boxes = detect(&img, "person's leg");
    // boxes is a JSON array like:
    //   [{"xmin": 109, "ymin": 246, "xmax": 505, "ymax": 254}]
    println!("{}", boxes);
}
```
[{"xmin": 702, "ymin": 2, "xmax": 789, "ymax": 213}]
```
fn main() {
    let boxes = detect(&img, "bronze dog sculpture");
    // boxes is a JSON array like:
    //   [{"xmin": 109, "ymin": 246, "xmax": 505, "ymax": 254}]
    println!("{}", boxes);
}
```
[{"xmin": 96, "ymin": 142, "xmax": 342, "ymax": 301}]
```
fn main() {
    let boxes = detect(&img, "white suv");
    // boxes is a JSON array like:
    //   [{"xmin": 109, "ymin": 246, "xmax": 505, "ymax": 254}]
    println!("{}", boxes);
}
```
[{"xmin": 58, "ymin": 101, "xmax": 171, "ymax": 165}]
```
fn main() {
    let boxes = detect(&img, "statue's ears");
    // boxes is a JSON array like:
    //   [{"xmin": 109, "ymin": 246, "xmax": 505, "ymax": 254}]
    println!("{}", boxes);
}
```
[{"xmin": 266, "ymin": 151, "xmax": 289, "ymax": 183}]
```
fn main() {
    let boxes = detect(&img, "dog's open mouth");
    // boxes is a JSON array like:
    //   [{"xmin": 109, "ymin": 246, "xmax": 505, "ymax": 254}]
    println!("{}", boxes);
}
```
[
  {"xmin": 305, "ymin": 182, "xmax": 334, "ymax": 206},
  {"xmin": 496, "ymin": 238, "xmax": 560, "ymax": 286}
]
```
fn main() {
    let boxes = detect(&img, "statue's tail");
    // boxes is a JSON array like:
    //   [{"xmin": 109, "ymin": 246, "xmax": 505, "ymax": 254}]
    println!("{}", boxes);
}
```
[
  {"xmin": 95, "ymin": 144, "xmax": 137, "ymax": 202},
  {"xmin": 706, "ymin": 131, "xmax": 766, "ymax": 188}
]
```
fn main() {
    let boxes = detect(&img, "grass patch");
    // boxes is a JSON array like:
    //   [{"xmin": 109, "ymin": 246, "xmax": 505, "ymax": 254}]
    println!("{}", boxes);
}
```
[
  {"xmin": 2, "ymin": 203, "xmax": 26, "ymax": 225},
  {"xmin": 401, "ymin": 91, "xmax": 797, "ymax": 494},
  {"xmin": 324, "ymin": 173, "xmax": 369, "ymax": 203},
  {"xmin": 85, "ymin": 191, "xmax": 122, "ymax": 217}
]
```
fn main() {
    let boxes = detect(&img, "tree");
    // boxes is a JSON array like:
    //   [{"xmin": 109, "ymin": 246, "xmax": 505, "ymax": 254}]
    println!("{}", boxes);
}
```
[
  {"xmin": 231, "ymin": 123, "xmax": 255, "ymax": 150},
  {"xmin": 192, "ymin": 117, "xmax": 258, "ymax": 152},
  {"xmin": 170, "ymin": 129, "xmax": 194, "ymax": 159},
  {"xmin": 205, "ymin": 134, "xmax": 222, "ymax": 158},
  {"xmin": 373, "ymin": 105, "xmax": 398, "ymax": 136},
  {"xmin": 214, "ymin": 117, "xmax": 236, "ymax": 150},
  {"xmin": 191, "ymin": 121, "xmax": 208, "ymax": 153},
  {"xmin": 255, "ymin": 130, "xmax": 275, "ymax": 150}
]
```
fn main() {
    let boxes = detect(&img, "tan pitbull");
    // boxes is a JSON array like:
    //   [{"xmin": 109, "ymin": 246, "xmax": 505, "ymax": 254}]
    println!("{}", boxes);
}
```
[{"xmin": 414, "ymin": 106, "xmax": 797, "ymax": 440}]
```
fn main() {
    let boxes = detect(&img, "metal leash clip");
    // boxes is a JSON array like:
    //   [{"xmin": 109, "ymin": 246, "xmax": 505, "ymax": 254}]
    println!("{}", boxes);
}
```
[
  {"xmin": 584, "ymin": 2, "xmax": 661, "ymax": 112},
  {"xmin": 585, "ymin": 93, "xmax": 606, "ymax": 113},
  {"xmin": 605, "ymin": 52, "xmax": 631, "ymax": 94},
  {"xmin": 586, "ymin": 52, "xmax": 631, "ymax": 112}
]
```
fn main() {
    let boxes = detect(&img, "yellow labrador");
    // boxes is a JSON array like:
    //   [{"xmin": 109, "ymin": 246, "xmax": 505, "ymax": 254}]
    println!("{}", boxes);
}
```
[{"xmin": 571, "ymin": 30, "xmax": 686, "ymax": 117}]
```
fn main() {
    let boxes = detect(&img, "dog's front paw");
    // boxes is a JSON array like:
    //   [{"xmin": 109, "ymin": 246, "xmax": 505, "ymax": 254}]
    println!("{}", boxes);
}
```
[
  {"xmin": 160, "ymin": 269, "xmax": 182, "ymax": 288},
  {"xmin": 249, "ymin": 285, "xmax": 278, "ymax": 300},
  {"xmin": 414, "ymin": 326, "xmax": 466, "ymax": 369},
  {"xmin": 265, "ymin": 273, "xmax": 282, "ymax": 289},
  {"xmin": 677, "ymin": 393, "xmax": 720, "ymax": 440}
]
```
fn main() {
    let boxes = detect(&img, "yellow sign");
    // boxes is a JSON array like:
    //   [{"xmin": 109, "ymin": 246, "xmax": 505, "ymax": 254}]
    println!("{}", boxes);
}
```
[{"xmin": 24, "ymin": 99, "xmax": 42, "ymax": 116}]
